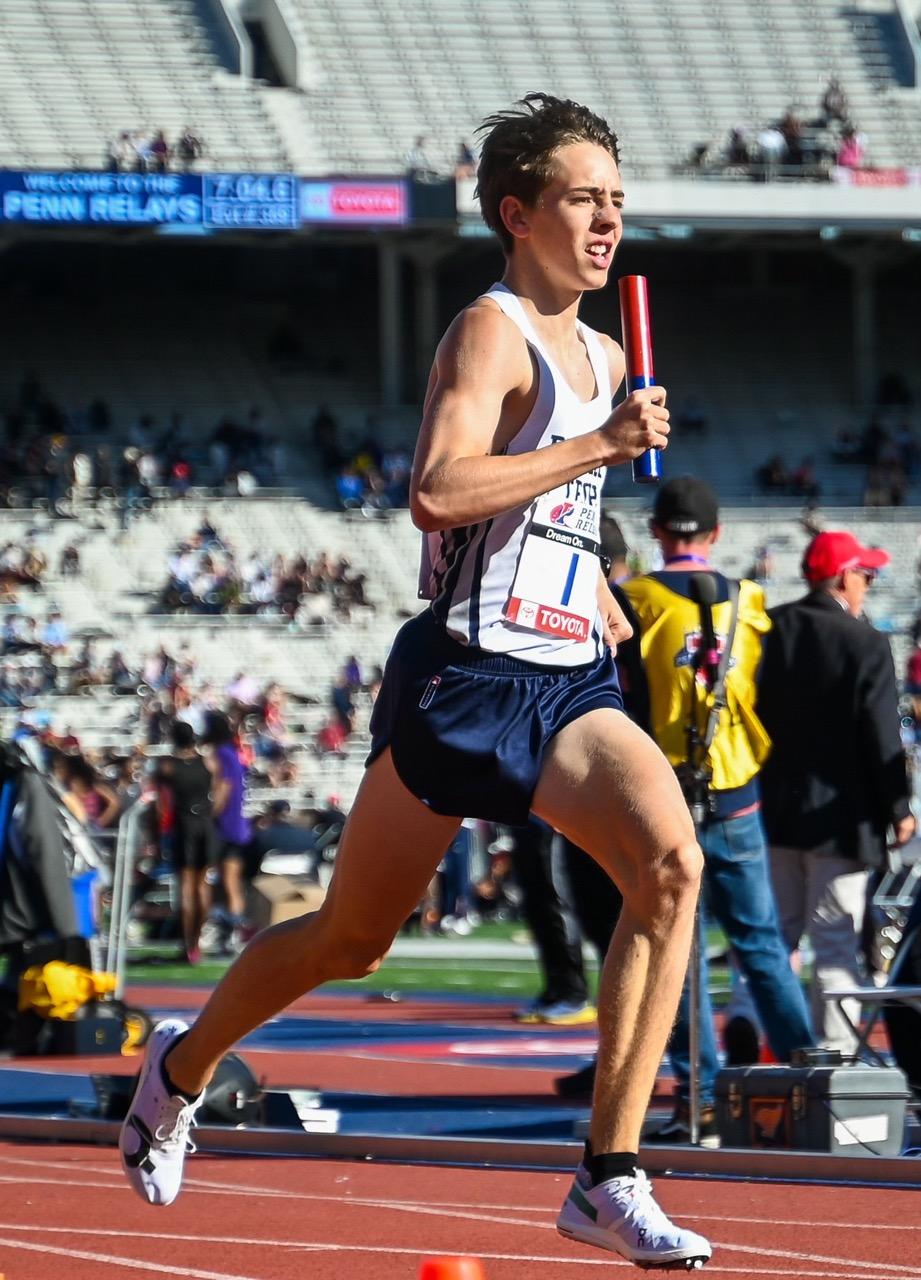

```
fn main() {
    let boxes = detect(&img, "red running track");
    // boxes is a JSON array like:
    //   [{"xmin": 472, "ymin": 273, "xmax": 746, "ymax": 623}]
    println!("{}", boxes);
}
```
[{"xmin": 0, "ymin": 1141, "xmax": 920, "ymax": 1279}]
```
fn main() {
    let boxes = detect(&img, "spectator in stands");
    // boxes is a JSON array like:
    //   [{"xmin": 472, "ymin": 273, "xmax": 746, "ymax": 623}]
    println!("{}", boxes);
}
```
[
  {"xmin": 748, "ymin": 544, "xmax": 774, "ymax": 584},
  {"xmin": 331, "ymin": 673, "xmax": 355, "ymax": 735},
  {"xmin": 836, "ymin": 125, "xmax": 864, "ymax": 171},
  {"xmin": 315, "ymin": 716, "xmax": 348, "ymax": 757},
  {"xmin": 343, "ymin": 655, "xmax": 363, "ymax": 692},
  {"xmin": 822, "ymin": 78, "xmax": 848, "ymax": 124},
  {"xmin": 176, "ymin": 127, "xmax": 204, "ymax": 171},
  {"xmin": 687, "ymin": 140, "xmax": 711, "ymax": 170},
  {"xmin": 381, "ymin": 446, "xmax": 412, "ymax": 506},
  {"xmin": 3, "ymin": 612, "xmax": 40, "ymax": 655},
  {"xmin": 149, "ymin": 130, "xmax": 171, "ymax": 174},
  {"xmin": 407, "ymin": 134, "xmax": 438, "ymax": 182},
  {"xmin": 158, "ymin": 720, "xmax": 215, "ymax": 965},
  {"xmin": 114, "ymin": 132, "xmax": 135, "ymax": 171},
  {"xmin": 170, "ymin": 459, "xmax": 192, "ymax": 496},
  {"xmin": 756, "ymin": 454, "xmax": 790, "ymax": 494},
  {"xmin": 336, "ymin": 466, "xmax": 364, "ymax": 511},
  {"xmin": 66, "ymin": 639, "xmax": 93, "ymax": 693},
  {"xmin": 779, "ymin": 110, "xmax": 804, "ymax": 167},
  {"xmin": 59, "ymin": 543, "xmax": 81, "ymax": 578},
  {"xmin": 759, "ymin": 529, "xmax": 915, "ymax": 1054},
  {"xmin": 726, "ymin": 127, "xmax": 750, "ymax": 168},
  {"xmin": 454, "ymin": 140, "xmax": 477, "ymax": 178},
  {"xmin": 56, "ymin": 754, "xmax": 121, "ymax": 833},
  {"xmin": 203, "ymin": 711, "xmax": 252, "ymax": 949},
  {"xmin": 756, "ymin": 125, "xmax": 786, "ymax": 180},
  {"xmin": 132, "ymin": 131, "xmax": 153, "ymax": 172},
  {"xmin": 790, "ymin": 457, "xmax": 820, "ymax": 499},
  {"xmin": 107, "ymin": 650, "xmax": 138, "ymax": 695},
  {"xmin": 40, "ymin": 610, "xmax": 69, "ymax": 654}
]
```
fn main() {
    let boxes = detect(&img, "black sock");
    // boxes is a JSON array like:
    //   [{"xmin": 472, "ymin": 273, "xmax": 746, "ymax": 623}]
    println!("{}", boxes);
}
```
[
  {"xmin": 160, "ymin": 1034, "xmax": 201, "ymax": 1103},
  {"xmin": 583, "ymin": 1140, "xmax": 638, "ymax": 1185}
]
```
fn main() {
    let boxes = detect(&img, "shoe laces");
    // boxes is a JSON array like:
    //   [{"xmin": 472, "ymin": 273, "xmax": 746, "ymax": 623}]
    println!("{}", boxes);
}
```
[
  {"xmin": 624, "ymin": 1171, "xmax": 677, "ymax": 1237},
  {"xmin": 153, "ymin": 1095, "xmax": 199, "ymax": 1155}
]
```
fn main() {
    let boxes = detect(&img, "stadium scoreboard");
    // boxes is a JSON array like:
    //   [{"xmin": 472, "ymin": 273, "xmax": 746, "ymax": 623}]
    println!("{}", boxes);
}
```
[{"xmin": 0, "ymin": 171, "xmax": 407, "ymax": 230}]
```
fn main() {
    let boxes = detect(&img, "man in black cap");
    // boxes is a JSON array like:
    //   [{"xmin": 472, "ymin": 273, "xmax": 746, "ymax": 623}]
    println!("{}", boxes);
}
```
[{"xmin": 616, "ymin": 476, "xmax": 814, "ymax": 1145}]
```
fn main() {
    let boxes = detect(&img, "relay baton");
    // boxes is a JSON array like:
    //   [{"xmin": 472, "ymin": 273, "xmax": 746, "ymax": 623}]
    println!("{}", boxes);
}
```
[{"xmin": 618, "ymin": 275, "xmax": 661, "ymax": 484}]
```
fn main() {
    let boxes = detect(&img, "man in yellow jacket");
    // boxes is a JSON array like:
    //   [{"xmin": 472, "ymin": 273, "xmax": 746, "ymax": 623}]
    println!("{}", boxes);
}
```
[{"xmin": 617, "ymin": 477, "xmax": 814, "ymax": 1145}]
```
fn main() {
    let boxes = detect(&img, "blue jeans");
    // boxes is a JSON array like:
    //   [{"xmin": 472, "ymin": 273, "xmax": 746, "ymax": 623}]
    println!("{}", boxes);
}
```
[{"xmin": 669, "ymin": 807, "xmax": 815, "ymax": 1104}]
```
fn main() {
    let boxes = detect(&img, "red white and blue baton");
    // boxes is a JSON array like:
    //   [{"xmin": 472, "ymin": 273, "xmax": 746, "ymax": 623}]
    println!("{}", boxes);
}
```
[{"xmin": 618, "ymin": 274, "xmax": 661, "ymax": 484}]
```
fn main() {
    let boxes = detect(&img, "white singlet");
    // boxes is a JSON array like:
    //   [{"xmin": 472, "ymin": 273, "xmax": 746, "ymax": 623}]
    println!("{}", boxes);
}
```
[{"xmin": 419, "ymin": 282, "xmax": 612, "ymax": 668}]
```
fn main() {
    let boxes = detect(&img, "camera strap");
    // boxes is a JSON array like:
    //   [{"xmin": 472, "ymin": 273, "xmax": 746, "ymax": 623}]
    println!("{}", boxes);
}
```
[{"xmin": 701, "ymin": 577, "xmax": 740, "ymax": 756}]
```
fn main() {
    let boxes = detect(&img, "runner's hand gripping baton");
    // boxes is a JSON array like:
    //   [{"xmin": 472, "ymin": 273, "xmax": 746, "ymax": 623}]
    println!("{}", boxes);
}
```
[{"xmin": 618, "ymin": 275, "xmax": 661, "ymax": 484}]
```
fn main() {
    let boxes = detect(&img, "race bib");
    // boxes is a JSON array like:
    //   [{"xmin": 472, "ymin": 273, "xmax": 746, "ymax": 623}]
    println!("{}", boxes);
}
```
[{"xmin": 504, "ymin": 489, "xmax": 601, "ymax": 642}]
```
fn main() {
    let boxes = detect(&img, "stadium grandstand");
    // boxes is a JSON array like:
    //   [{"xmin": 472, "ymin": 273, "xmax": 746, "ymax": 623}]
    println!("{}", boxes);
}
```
[
  {"xmin": 2, "ymin": 7, "xmax": 921, "ymax": 1261},
  {"xmin": 0, "ymin": 0, "xmax": 919, "ymax": 174}
]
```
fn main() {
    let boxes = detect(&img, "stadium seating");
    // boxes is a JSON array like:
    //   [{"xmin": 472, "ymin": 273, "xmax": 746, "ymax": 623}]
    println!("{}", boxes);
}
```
[
  {"xmin": 272, "ymin": 0, "xmax": 921, "ymax": 176},
  {"xmin": 2, "ymin": 496, "xmax": 917, "ymax": 808},
  {"xmin": 0, "ymin": 0, "xmax": 918, "ymax": 177},
  {"xmin": 0, "ymin": 0, "xmax": 287, "ymax": 171}
]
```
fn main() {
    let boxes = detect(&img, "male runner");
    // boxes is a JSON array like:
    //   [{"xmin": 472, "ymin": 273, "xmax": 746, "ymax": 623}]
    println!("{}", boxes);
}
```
[{"xmin": 120, "ymin": 94, "xmax": 711, "ymax": 1271}]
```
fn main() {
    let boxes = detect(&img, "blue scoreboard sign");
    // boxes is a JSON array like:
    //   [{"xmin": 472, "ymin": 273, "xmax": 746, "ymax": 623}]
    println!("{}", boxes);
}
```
[{"xmin": 0, "ymin": 170, "xmax": 299, "ymax": 230}]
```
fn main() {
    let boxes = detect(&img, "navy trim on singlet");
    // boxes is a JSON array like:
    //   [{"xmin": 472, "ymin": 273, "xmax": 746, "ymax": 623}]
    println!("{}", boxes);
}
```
[
  {"xmin": 434, "ymin": 523, "xmax": 475, "ymax": 622},
  {"xmin": 468, "ymin": 515, "xmax": 496, "ymax": 645},
  {"xmin": 431, "ymin": 530, "xmax": 449, "ymax": 601}
]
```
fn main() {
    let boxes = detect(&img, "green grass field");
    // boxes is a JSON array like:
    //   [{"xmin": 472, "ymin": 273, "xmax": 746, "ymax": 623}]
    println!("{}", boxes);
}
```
[{"xmin": 124, "ymin": 920, "xmax": 734, "ymax": 1001}]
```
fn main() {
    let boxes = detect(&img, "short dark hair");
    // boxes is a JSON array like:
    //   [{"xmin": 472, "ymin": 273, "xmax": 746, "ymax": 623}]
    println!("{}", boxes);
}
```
[
  {"xmin": 600, "ymin": 514, "xmax": 628, "ymax": 563},
  {"xmin": 476, "ymin": 93, "xmax": 621, "ymax": 253},
  {"xmin": 202, "ymin": 710, "xmax": 233, "ymax": 746},
  {"xmin": 171, "ymin": 720, "xmax": 196, "ymax": 751}
]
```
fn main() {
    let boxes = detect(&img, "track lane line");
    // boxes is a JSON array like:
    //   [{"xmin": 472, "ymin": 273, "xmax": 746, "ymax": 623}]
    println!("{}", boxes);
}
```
[{"xmin": 0, "ymin": 1221, "xmax": 919, "ymax": 1279}]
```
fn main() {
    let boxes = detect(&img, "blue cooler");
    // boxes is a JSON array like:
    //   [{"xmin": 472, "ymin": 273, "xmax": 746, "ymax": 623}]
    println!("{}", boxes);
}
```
[{"xmin": 71, "ymin": 870, "xmax": 99, "ymax": 938}]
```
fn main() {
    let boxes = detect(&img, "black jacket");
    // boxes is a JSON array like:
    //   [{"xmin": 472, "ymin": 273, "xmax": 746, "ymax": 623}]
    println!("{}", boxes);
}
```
[{"xmin": 758, "ymin": 589, "xmax": 910, "ymax": 866}]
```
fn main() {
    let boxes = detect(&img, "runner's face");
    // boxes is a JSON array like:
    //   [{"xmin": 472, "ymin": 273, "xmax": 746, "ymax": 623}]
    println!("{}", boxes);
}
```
[{"xmin": 526, "ymin": 141, "xmax": 623, "ymax": 290}]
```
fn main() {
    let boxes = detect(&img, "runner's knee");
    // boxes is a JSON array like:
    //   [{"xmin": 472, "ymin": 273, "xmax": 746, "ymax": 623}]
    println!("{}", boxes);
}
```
[
  {"xmin": 631, "ymin": 839, "xmax": 703, "ymax": 930},
  {"xmin": 315, "ymin": 920, "xmax": 391, "ymax": 981}
]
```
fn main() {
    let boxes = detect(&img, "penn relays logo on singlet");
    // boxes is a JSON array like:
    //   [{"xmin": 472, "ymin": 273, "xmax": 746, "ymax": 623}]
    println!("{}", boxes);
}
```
[
  {"xmin": 549, "ymin": 501, "xmax": 576, "ymax": 527},
  {"xmin": 506, "ymin": 597, "xmax": 591, "ymax": 642}
]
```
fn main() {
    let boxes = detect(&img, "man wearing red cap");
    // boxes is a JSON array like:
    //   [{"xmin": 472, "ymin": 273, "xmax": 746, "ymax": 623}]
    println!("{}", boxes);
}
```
[{"xmin": 758, "ymin": 529, "xmax": 915, "ymax": 1053}]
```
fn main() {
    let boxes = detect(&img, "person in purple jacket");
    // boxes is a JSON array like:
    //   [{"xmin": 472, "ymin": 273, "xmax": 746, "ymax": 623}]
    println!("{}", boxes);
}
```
[{"xmin": 203, "ymin": 711, "xmax": 252, "ymax": 946}]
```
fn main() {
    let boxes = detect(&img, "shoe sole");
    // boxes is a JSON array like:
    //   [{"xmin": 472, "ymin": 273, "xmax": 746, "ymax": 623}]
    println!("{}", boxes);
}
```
[
  {"xmin": 118, "ymin": 1023, "xmax": 186, "ymax": 1206},
  {"xmin": 540, "ymin": 1009, "xmax": 598, "ymax": 1026},
  {"xmin": 558, "ymin": 1219, "xmax": 710, "ymax": 1270}
]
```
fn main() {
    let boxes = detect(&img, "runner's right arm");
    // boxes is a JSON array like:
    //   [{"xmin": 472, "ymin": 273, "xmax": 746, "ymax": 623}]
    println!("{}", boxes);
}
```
[{"xmin": 410, "ymin": 304, "xmax": 669, "ymax": 532}]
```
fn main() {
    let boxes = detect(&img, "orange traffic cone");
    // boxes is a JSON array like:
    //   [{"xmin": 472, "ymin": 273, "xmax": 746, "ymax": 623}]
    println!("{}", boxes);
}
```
[{"xmin": 419, "ymin": 1258, "xmax": 485, "ymax": 1279}]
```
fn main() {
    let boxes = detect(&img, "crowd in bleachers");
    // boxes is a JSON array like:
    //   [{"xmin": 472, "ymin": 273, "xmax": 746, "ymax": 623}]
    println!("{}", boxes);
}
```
[
  {"xmin": 688, "ymin": 78, "xmax": 869, "ymax": 181},
  {"xmin": 159, "ymin": 519, "xmax": 373, "ymax": 624},
  {"xmin": 754, "ymin": 388, "xmax": 919, "ymax": 507},
  {"xmin": 310, "ymin": 405, "xmax": 413, "ymax": 517},
  {"xmin": 105, "ymin": 127, "xmax": 205, "ymax": 174},
  {"xmin": 0, "ymin": 375, "xmax": 288, "ymax": 515}
]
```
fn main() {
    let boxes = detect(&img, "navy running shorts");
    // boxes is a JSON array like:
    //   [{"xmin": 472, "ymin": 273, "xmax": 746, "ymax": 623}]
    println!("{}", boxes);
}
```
[{"xmin": 367, "ymin": 608, "xmax": 624, "ymax": 824}]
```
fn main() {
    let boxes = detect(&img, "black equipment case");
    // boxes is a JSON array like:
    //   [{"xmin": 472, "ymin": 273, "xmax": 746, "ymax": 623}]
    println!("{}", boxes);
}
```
[{"xmin": 715, "ymin": 1060, "xmax": 910, "ymax": 1157}]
